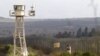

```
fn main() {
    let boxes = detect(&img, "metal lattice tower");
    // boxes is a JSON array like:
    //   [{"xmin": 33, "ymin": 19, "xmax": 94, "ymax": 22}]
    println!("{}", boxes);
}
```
[{"xmin": 9, "ymin": 2, "xmax": 35, "ymax": 56}]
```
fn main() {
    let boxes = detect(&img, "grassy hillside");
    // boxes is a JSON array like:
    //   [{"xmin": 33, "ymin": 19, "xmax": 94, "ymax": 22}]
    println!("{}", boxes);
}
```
[{"xmin": 0, "ymin": 36, "xmax": 100, "ymax": 55}]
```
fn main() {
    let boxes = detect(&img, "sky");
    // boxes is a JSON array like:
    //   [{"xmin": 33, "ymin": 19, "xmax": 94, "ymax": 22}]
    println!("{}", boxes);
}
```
[{"xmin": 0, "ymin": 0, "xmax": 100, "ymax": 19}]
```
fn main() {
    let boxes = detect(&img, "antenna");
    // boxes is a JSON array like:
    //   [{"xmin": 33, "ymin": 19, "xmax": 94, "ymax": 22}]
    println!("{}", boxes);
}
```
[{"xmin": 89, "ymin": 0, "xmax": 98, "ymax": 30}]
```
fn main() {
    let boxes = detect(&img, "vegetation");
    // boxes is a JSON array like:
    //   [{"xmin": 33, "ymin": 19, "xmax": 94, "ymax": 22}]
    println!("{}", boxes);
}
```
[
  {"xmin": 6, "ymin": 45, "xmax": 38, "ymax": 56},
  {"xmin": 0, "ymin": 44, "xmax": 99, "ymax": 56},
  {"xmin": 0, "ymin": 27, "xmax": 100, "ymax": 56},
  {"xmin": 55, "ymin": 27, "xmax": 96, "ymax": 38},
  {"xmin": 50, "ymin": 51, "xmax": 97, "ymax": 56}
]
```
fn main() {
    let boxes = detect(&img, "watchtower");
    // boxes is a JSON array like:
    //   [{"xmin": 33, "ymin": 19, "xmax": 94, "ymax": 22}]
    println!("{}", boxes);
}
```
[{"xmin": 9, "ymin": 2, "xmax": 35, "ymax": 56}]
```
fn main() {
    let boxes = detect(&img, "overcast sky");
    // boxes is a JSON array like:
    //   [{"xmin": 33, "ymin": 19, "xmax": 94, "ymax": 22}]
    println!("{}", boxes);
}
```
[{"xmin": 0, "ymin": 0, "xmax": 100, "ymax": 19}]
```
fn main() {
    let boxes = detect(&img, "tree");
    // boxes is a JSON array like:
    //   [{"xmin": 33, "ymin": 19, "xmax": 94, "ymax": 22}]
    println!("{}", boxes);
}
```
[
  {"xmin": 84, "ymin": 27, "xmax": 88, "ymax": 37},
  {"xmin": 68, "ymin": 32, "xmax": 72, "ymax": 37},
  {"xmin": 76, "ymin": 28, "xmax": 82, "ymax": 37},
  {"xmin": 89, "ymin": 28, "xmax": 95, "ymax": 37},
  {"xmin": 82, "ymin": 32, "xmax": 85, "ymax": 37},
  {"xmin": 62, "ymin": 31, "xmax": 68, "ymax": 38},
  {"xmin": 55, "ymin": 32, "xmax": 63, "ymax": 38}
]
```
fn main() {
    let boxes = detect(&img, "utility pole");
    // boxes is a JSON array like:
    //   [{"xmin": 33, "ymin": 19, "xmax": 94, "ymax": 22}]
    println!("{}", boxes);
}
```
[{"xmin": 9, "ymin": 0, "xmax": 35, "ymax": 56}]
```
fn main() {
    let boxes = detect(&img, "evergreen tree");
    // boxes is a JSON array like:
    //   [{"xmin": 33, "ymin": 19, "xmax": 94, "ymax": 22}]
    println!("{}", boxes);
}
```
[
  {"xmin": 88, "ymin": 28, "xmax": 95, "ymax": 37},
  {"xmin": 62, "ymin": 31, "xmax": 68, "ymax": 38},
  {"xmin": 55, "ymin": 32, "xmax": 63, "ymax": 38},
  {"xmin": 68, "ymin": 32, "xmax": 71, "ymax": 37},
  {"xmin": 71, "ymin": 32, "xmax": 75, "ymax": 37},
  {"xmin": 76, "ymin": 28, "xmax": 82, "ymax": 37},
  {"xmin": 84, "ymin": 27, "xmax": 88, "ymax": 37},
  {"xmin": 82, "ymin": 32, "xmax": 85, "ymax": 37}
]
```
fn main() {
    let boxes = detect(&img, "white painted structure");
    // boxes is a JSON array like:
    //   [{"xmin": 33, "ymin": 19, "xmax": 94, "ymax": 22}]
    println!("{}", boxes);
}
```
[
  {"xmin": 9, "ymin": 1, "xmax": 35, "ymax": 56},
  {"xmin": 66, "ymin": 45, "xmax": 71, "ymax": 54}
]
